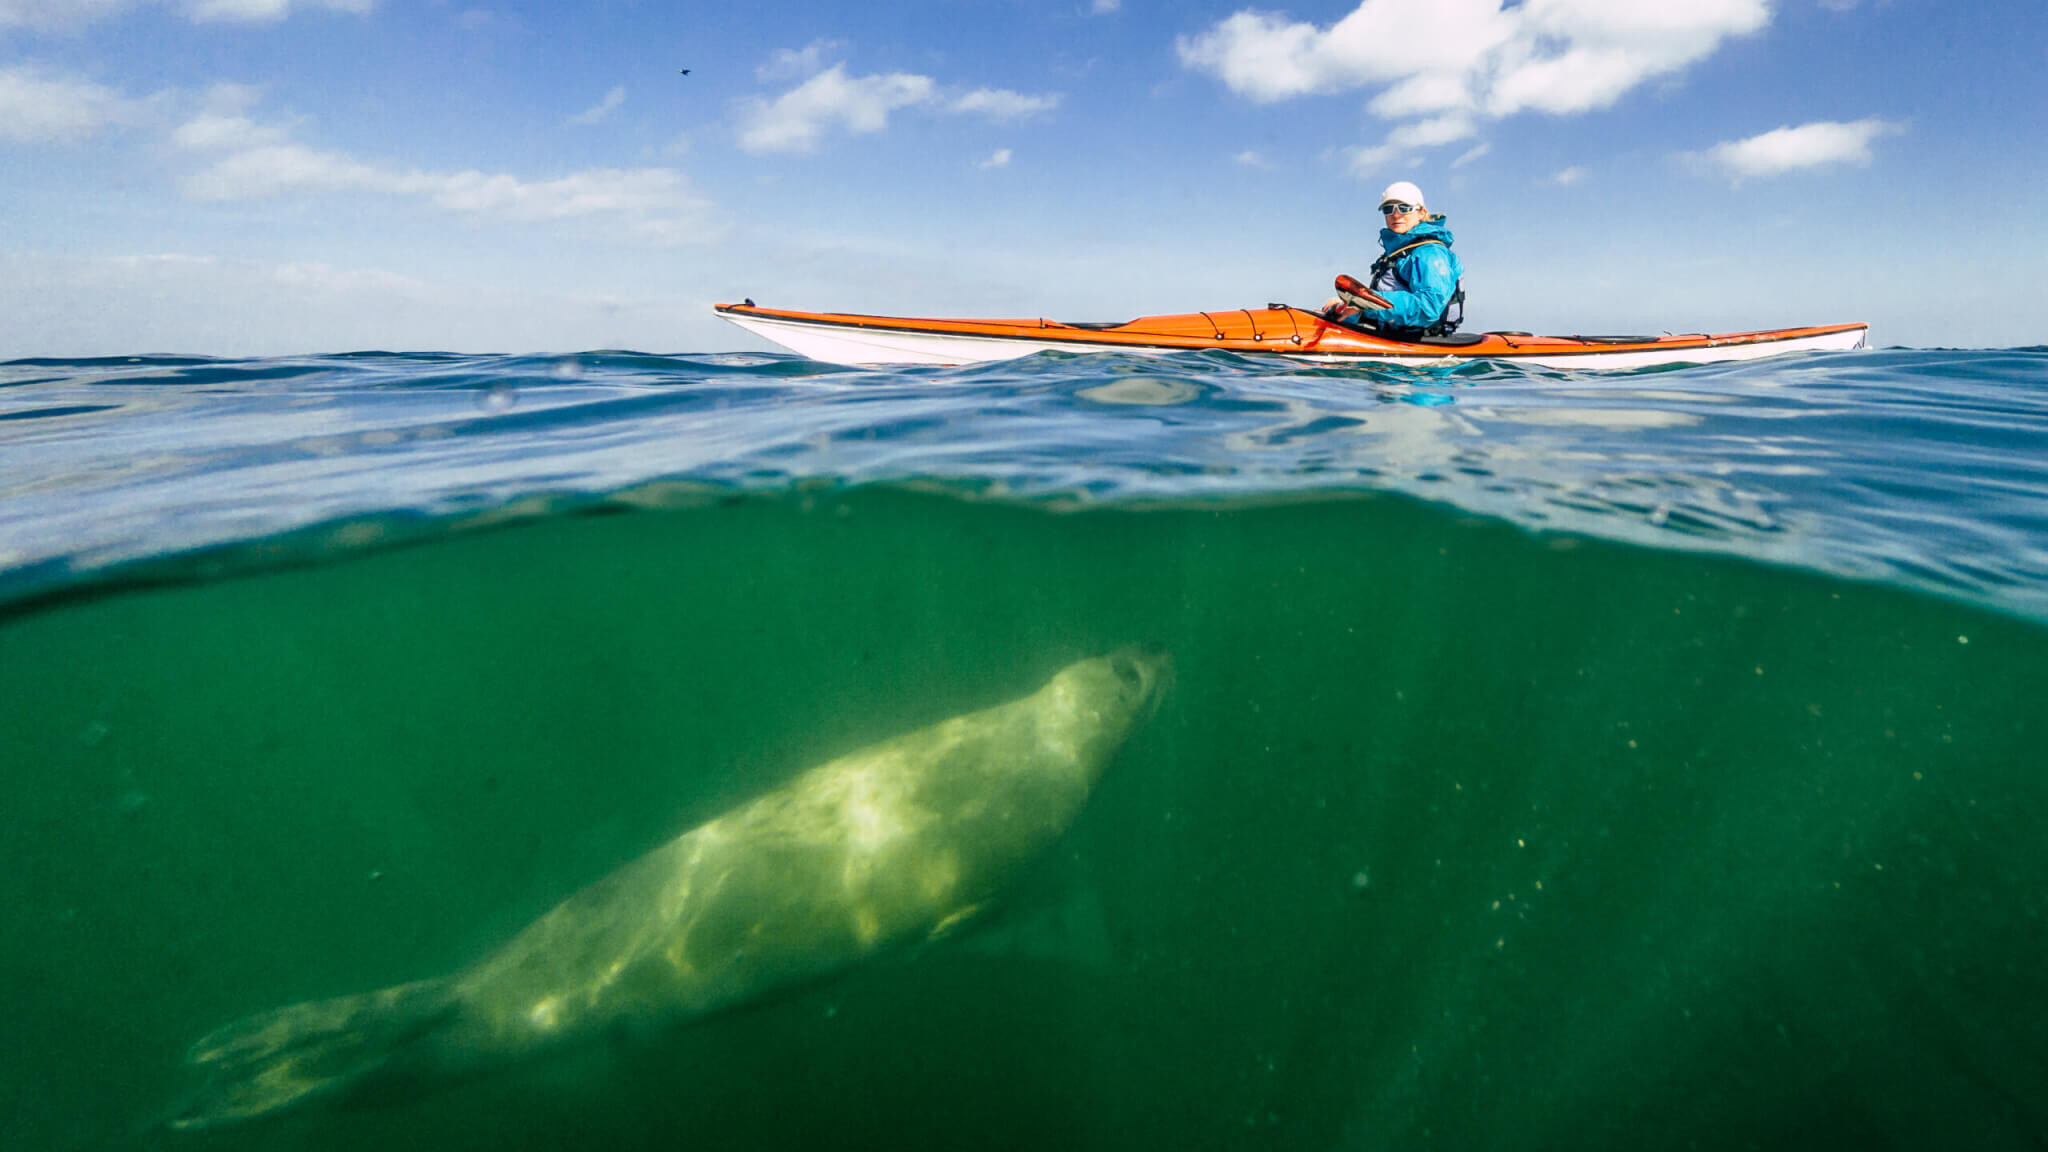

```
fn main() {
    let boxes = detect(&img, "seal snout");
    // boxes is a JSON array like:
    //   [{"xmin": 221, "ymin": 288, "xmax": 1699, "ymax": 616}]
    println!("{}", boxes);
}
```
[{"xmin": 1102, "ymin": 643, "xmax": 1174, "ymax": 721}]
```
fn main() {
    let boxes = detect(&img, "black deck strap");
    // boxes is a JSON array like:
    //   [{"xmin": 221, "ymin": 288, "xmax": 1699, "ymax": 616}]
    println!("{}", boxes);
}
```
[
  {"xmin": 1199, "ymin": 312, "xmax": 1224, "ymax": 340},
  {"xmin": 1320, "ymin": 310, "xmax": 1479, "ymax": 347}
]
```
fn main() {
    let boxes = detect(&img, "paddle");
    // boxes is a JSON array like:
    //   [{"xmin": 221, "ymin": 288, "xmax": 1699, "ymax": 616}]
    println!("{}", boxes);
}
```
[{"xmin": 1333, "ymin": 273, "xmax": 1392, "ymax": 311}]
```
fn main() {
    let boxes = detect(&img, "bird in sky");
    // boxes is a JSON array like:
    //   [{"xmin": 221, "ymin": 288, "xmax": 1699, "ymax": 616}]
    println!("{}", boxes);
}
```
[{"xmin": 679, "ymin": 69, "xmax": 691, "ymax": 75}]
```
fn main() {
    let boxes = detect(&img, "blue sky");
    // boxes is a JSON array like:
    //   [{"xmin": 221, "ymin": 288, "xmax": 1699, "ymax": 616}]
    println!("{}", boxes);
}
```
[{"xmin": 3, "ymin": 0, "xmax": 2043, "ymax": 355}]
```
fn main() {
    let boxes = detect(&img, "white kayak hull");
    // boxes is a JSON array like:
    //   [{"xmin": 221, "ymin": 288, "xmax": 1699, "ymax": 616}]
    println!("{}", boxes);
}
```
[{"xmin": 716, "ymin": 304, "xmax": 1870, "ymax": 371}]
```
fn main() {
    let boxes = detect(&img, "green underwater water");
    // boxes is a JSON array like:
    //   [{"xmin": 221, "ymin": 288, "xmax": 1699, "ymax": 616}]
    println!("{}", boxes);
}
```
[{"xmin": 3, "ymin": 486, "xmax": 2045, "ymax": 1151}]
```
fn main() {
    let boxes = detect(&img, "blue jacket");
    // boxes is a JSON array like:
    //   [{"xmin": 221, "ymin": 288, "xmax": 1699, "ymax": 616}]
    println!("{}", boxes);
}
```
[{"xmin": 1358, "ymin": 217, "xmax": 1463, "ymax": 333}]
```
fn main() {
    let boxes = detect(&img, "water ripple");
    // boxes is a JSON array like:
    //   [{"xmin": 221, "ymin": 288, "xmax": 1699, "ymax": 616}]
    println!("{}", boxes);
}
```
[{"xmin": 3, "ymin": 346, "xmax": 2047, "ymax": 621}]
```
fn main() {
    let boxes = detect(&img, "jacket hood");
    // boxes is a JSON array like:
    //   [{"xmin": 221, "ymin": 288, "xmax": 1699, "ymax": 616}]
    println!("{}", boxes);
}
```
[{"xmin": 1380, "ymin": 216, "xmax": 1453, "ymax": 252}]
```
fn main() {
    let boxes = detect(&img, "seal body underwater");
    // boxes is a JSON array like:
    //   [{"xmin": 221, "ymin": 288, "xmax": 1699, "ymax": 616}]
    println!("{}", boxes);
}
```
[{"xmin": 171, "ymin": 646, "xmax": 1171, "ymax": 1128}]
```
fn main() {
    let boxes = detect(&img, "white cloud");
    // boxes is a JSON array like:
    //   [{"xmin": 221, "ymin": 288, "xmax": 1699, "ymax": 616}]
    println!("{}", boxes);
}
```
[
  {"xmin": 1346, "ymin": 113, "xmax": 1476, "ymax": 172},
  {"xmin": 1450, "ymin": 141, "xmax": 1490, "ymax": 167},
  {"xmin": 949, "ymin": 88, "xmax": 1062, "ymax": 120},
  {"xmin": 181, "ymin": 139, "xmax": 380, "ymax": 199},
  {"xmin": 1548, "ymin": 165, "xmax": 1588, "ymax": 186},
  {"xmin": 199, "ymin": 81, "xmax": 266, "ymax": 112},
  {"xmin": 1091, "ymin": 0, "xmax": 1120, "ymax": 12},
  {"xmin": 979, "ymin": 148, "xmax": 1012, "ymax": 170},
  {"xmin": 423, "ymin": 168, "xmax": 691, "ymax": 224},
  {"xmin": 169, "ymin": 110, "xmax": 285, "ymax": 151},
  {"xmin": 453, "ymin": 7, "xmax": 509, "ymax": 33},
  {"xmin": 738, "ymin": 47, "xmax": 1061, "ymax": 153},
  {"xmin": 0, "ymin": 0, "xmax": 132, "ymax": 28},
  {"xmin": 1180, "ymin": 0, "xmax": 1771, "ymax": 167},
  {"xmin": 1, "ymin": 0, "xmax": 370, "ymax": 26},
  {"xmin": 568, "ymin": 85, "xmax": 626, "ymax": 126},
  {"xmin": 758, "ymin": 39, "xmax": 846, "ymax": 82},
  {"xmin": 1698, "ymin": 117, "xmax": 1900, "ymax": 182},
  {"xmin": 1396, "ymin": 113, "xmax": 1476, "ymax": 147},
  {"xmin": 735, "ymin": 64, "xmax": 934, "ymax": 154},
  {"xmin": 185, "ymin": 0, "xmax": 372, "ymax": 22},
  {"xmin": 0, "ymin": 65, "xmax": 142, "ymax": 144},
  {"xmin": 1234, "ymin": 149, "xmax": 1267, "ymax": 167},
  {"xmin": 171, "ymin": 103, "xmax": 714, "ymax": 242}
]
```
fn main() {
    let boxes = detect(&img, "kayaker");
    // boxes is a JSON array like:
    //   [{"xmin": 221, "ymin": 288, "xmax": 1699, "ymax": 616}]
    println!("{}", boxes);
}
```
[{"xmin": 1323, "ymin": 180, "xmax": 1466, "ymax": 337}]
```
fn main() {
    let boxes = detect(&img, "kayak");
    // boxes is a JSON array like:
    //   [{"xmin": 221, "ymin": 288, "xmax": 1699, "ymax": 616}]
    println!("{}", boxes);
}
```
[{"xmin": 714, "ymin": 301, "xmax": 1868, "ymax": 370}]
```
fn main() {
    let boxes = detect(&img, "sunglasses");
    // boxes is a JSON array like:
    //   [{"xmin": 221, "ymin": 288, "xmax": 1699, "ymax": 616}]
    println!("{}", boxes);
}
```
[{"xmin": 1380, "ymin": 201, "xmax": 1420, "ymax": 215}]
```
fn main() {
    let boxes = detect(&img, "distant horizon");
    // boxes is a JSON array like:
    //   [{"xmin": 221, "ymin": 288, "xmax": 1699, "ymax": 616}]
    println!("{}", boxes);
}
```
[{"xmin": 5, "ymin": 0, "xmax": 2044, "ymax": 358}]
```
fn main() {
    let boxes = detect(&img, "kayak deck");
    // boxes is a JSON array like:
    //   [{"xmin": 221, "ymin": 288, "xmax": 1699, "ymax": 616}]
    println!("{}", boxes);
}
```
[{"xmin": 714, "ymin": 302, "xmax": 1868, "ymax": 370}]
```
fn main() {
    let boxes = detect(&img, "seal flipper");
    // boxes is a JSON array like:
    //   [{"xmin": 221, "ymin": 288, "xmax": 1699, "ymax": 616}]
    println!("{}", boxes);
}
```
[{"xmin": 169, "ymin": 977, "xmax": 459, "ymax": 1129}]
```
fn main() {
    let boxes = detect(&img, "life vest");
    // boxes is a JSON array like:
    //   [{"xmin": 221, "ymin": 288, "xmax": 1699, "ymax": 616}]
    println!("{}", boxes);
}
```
[{"xmin": 1369, "ymin": 237, "xmax": 1465, "ymax": 336}]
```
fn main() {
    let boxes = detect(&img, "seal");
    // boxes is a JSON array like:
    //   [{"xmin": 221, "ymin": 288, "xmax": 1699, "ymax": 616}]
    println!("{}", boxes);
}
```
[{"xmin": 170, "ymin": 646, "xmax": 1170, "ymax": 1128}]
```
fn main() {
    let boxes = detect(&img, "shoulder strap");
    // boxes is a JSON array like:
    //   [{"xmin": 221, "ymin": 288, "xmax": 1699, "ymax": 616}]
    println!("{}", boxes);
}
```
[{"xmin": 1370, "ymin": 237, "xmax": 1446, "ymax": 278}]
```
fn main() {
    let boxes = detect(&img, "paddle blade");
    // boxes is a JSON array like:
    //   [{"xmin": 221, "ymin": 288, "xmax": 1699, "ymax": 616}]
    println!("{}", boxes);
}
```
[{"xmin": 1334, "ymin": 274, "xmax": 1391, "ymax": 311}]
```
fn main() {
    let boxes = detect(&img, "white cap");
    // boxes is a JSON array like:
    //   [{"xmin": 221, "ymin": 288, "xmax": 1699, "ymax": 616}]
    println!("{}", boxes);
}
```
[{"xmin": 1379, "ymin": 181, "xmax": 1426, "ymax": 209}]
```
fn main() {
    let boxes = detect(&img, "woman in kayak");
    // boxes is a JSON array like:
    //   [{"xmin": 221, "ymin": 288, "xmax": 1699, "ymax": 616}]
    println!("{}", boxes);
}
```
[{"xmin": 1324, "ymin": 181, "xmax": 1466, "ymax": 338}]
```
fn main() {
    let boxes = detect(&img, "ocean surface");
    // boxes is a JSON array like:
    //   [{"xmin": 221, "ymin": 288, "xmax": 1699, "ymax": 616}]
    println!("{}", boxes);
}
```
[{"xmin": 3, "ymin": 344, "xmax": 2046, "ymax": 1150}]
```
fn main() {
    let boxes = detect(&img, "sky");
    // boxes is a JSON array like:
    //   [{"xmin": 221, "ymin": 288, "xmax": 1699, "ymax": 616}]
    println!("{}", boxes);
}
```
[{"xmin": 3, "ymin": 0, "xmax": 2044, "ymax": 355}]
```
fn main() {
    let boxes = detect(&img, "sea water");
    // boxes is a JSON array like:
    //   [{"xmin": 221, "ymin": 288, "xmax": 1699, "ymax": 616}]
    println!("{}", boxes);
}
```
[{"xmin": 2, "ymin": 346, "xmax": 2046, "ymax": 1150}]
